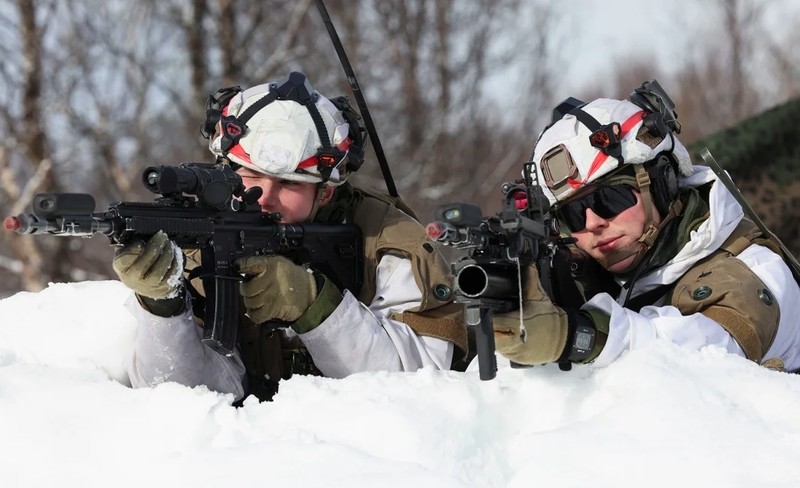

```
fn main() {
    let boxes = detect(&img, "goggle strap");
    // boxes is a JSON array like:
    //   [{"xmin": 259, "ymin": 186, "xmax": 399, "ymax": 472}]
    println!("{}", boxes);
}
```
[
  {"xmin": 569, "ymin": 106, "xmax": 602, "ymax": 133},
  {"xmin": 302, "ymin": 94, "xmax": 342, "ymax": 182},
  {"xmin": 234, "ymin": 91, "xmax": 279, "ymax": 127},
  {"xmin": 304, "ymin": 101, "xmax": 333, "ymax": 151}
]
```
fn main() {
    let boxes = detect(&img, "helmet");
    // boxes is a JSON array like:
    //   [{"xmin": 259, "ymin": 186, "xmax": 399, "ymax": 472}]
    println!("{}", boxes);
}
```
[
  {"xmin": 533, "ymin": 96, "xmax": 694, "ymax": 209},
  {"xmin": 206, "ymin": 72, "xmax": 364, "ymax": 185},
  {"xmin": 531, "ymin": 80, "xmax": 695, "ymax": 272}
]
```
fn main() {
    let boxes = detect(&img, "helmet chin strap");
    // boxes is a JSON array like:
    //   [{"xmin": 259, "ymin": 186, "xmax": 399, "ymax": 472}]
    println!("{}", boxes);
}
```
[
  {"xmin": 307, "ymin": 184, "xmax": 332, "ymax": 222},
  {"xmin": 594, "ymin": 165, "xmax": 683, "ymax": 274}
]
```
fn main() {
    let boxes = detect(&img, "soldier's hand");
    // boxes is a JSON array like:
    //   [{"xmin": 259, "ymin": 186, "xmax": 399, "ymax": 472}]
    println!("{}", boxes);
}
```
[
  {"xmin": 112, "ymin": 231, "xmax": 184, "ymax": 300},
  {"xmin": 235, "ymin": 255, "xmax": 318, "ymax": 325},
  {"xmin": 493, "ymin": 266, "xmax": 570, "ymax": 365}
]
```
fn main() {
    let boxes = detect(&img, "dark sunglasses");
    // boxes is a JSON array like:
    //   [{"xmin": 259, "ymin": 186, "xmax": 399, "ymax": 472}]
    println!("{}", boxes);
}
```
[{"xmin": 556, "ymin": 184, "xmax": 638, "ymax": 232}]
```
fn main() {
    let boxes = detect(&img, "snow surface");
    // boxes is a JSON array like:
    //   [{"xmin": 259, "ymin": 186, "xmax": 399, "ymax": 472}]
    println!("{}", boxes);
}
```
[{"xmin": 1, "ymin": 281, "xmax": 799, "ymax": 487}]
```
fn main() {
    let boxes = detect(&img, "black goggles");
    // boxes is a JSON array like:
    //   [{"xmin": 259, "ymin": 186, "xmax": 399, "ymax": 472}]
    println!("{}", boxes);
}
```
[{"xmin": 556, "ymin": 184, "xmax": 638, "ymax": 232}]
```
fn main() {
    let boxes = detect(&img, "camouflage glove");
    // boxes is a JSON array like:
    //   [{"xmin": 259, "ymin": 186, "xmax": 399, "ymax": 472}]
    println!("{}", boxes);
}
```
[
  {"xmin": 493, "ymin": 266, "xmax": 571, "ymax": 365},
  {"xmin": 112, "ymin": 231, "xmax": 184, "ymax": 300},
  {"xmin": 235, "ymin": 255, "xmax": 342, "ymax": 332}
]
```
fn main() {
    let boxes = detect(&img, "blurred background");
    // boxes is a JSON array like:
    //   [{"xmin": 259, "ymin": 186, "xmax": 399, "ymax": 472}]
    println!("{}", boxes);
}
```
[{"xmin": 1, "ymin": 0, "xmax": 799, "ymax": 297}]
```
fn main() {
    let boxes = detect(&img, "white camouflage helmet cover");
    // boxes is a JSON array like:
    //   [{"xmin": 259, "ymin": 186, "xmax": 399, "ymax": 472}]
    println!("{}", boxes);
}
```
[
  {"xmin": 532, "ymin": 98, "xmax": 694, "ymax": 209},
  {"xmin": 209, "ymin": 82, "xmax": 352, "ymax": 185}
]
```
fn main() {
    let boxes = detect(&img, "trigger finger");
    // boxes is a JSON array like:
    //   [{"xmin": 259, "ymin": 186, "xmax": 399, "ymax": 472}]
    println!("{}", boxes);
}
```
[{"xmin": 235, "ymin": 255, "xmax": 270, "ymax": 275}]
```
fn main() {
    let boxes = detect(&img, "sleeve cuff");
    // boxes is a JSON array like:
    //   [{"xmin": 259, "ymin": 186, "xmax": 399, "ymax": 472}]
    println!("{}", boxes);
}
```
[
  {"xmin": 292, "ymin": 273, "xmax": 343, "ymax": 334},
  {"xmin": 137, "ymin": 288, "xmax": 187, "ymax": 317}
]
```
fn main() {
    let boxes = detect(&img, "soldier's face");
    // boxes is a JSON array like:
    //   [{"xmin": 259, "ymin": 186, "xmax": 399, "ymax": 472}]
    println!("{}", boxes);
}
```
[
  {"xmin": 571, "ymin": 189, "xmax": 657, "ymax": 274},
  {"xmin": 237, "ymin": 168, "xmax": 332, "ymax": 223}
]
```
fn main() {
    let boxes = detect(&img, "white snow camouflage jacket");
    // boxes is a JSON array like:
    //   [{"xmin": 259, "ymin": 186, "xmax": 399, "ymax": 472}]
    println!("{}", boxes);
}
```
[
  {"xmin": 124, "ymin": 253, "xmax": 454, "ymax": 401},
  {"xmin": 586, "ymin": 165, "xmax": 800, "ymax": 371}
]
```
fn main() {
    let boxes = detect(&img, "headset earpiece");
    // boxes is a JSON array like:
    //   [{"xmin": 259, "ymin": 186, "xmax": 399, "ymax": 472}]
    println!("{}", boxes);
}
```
[
  {"xmin": 646, "ymin": 154, "xmax": 679, "ymax": 216},
  {"xmin": 330, "ymin": 95, "xmax": 365, "ymax": 173}
]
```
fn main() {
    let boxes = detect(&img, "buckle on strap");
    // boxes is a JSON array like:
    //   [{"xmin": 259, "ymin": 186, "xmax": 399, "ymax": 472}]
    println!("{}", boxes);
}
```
[
  {"xmin": 635, "ymin": 165, "xmax": 652, "ymax": 189},
  {"xmin": 219, "ymin": 115, "xmax": 247, "ymax": 153},
  {"xmin": 639, "ymin": 223, "xmax": 659, "ymax": 247}
]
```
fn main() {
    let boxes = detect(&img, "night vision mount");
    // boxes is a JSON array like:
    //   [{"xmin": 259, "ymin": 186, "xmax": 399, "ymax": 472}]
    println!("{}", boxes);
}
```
[
  {"xmin": 627, "ymin": 79, "xmax": 681, "ymax": 139},
  {"xmin": 549, "ymin": 79, "xmax": 680, "ymax": 138}
]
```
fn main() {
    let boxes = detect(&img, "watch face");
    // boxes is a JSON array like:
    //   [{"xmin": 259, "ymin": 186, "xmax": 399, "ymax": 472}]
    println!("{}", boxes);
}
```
[
  {"xmin": 575, "ymin": 331, "xmax": 592, "ymax": 351},
  {"xmin": 569, "ymin": 324, "xmax": 596, "ymax": 363}
]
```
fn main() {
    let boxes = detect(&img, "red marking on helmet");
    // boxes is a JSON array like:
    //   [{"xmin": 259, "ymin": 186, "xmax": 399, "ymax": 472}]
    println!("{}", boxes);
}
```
[
  {"xmin": 228, "ymin": 144, "xmax": 252, "ymax": 165},
  {"xmin": 568, "ymin": 110, "xmax": 645, "ymax": 189},
  {"xmin": 297, "ymin": 139, "xmax": 353, "ymax": 170},
  {"xmin": 297, "ymin": 155, "xmax": 320, "ymax": 170}
]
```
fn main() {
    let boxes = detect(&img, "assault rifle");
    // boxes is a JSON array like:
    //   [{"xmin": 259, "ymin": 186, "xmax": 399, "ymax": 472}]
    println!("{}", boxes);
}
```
[
  {"xmin": 4, "ymin": 162, "xmax": 364, "ymax": 356},
  {"xmin": 426, "ymin": 163, "xmax": 577, "ymax": 380}
]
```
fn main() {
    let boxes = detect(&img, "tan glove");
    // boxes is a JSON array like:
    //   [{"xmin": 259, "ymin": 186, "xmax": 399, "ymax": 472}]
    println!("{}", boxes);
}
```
[
  {"xmin": 112, "ymin": 231, "xmax": 184, "ymax": 299},
  {"xmin": 235, "ymin": 255, "xmax": 318, "ymax": 325},
  {"xmin": 493, "ymin": 266, "xmax": 570, "ymax": 365}
]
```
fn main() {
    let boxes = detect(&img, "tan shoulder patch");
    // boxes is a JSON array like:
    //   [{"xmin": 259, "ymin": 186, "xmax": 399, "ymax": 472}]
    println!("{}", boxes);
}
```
[
  {"xmin": 350, "ymin": 188, "xmax": 466, "ymax": 358},
  {"xmin": 670, "ymin": 252, "xmax": 780, "ymax": 362},
  {"xmin": 376, "ymin": 211, "xmax": 455, "ymax": 312},
  {"xmin": 391, "ymin": 303, "xmax": 467, "ymax": 358}
]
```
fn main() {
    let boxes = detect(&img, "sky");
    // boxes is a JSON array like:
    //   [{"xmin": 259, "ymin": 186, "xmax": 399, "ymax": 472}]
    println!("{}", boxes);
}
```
[
  {"xmin": 2, "ymin": 280, "xmax": 800, "ymax": 488},
  {"xmin": 553, "ymin": 0, "xmax": 799, "ymax": 99},
  {"xmin": 556, "ymin": 0, "xmax": 691, "ymax": 93}
]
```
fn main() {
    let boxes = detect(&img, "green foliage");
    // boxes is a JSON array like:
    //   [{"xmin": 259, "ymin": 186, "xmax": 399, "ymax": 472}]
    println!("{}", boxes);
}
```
[{"xmin": 688, "ymin": 97, "xmax": 800, "ymax": 182}]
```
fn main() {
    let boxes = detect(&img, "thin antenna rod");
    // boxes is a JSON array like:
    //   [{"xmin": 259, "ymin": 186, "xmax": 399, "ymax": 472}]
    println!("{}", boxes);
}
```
[{"xmin": 314, "ymin": 0, "xmax": 399, "ymax": 197}]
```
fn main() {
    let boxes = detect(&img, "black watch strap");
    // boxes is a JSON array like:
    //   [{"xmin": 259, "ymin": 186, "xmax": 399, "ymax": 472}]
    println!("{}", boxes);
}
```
[
  {"xmin": 568, "ymin": 312, "xmax": 596, "ymax": 363},
  {"xmin": 557, "ymin": 309, "xmax": 597, "ymax": 370}
]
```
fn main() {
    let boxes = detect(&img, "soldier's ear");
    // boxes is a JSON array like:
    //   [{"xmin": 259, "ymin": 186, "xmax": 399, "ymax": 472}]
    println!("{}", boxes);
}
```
[{"xmin": 318, "ymin": 186, "xmax": 335, "ymax": 206}]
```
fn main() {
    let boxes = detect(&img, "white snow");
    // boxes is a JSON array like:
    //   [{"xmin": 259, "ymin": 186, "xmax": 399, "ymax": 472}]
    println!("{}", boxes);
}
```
[{"xmin": 1, "ymin": 281, "xmax": 799, "ymax": 487}]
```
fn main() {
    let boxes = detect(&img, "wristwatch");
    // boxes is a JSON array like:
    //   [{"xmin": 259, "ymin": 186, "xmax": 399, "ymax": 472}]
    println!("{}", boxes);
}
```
[{"xmin": 568, "ymin": 322, "xmax": 596, "ymax": 363}]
